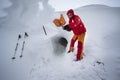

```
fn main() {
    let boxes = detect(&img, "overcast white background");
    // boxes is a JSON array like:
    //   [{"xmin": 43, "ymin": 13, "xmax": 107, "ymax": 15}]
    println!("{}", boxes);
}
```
[
  {"xmin": 0, "ymin": 0, "xmax": 120, "ymax": 17},
  {"xmin": 49, "ymin": 0, "xmax": 120, "ymax": 11},
  {"xmin": 0, "ymin": 0, "xmax": 120, "ymax": 11}
]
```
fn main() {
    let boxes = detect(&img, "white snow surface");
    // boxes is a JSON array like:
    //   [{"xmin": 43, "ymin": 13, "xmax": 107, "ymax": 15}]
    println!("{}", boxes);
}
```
[{"xmin": 0, "ymin": 1, "xmax": 120, "ymax": 80}]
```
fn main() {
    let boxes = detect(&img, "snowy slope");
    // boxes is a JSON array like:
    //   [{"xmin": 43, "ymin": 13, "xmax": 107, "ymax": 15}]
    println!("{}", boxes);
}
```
[
  {"xmin": 0, "ymin": 3, "xmax": 120, "ymax": 80},
  {"xmin": 76, "ymin": 5, "xmax": 120, "ymax": 80}
]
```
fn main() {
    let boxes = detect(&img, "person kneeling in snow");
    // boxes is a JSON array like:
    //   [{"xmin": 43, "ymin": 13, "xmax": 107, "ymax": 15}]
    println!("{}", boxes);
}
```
[{"xmin": 63, "ymin": 9, "xmax": 86, "ymax": 61}]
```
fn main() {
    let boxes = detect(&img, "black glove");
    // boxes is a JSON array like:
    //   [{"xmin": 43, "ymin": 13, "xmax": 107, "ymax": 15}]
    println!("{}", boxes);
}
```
[{"xmin": 63, "ymin": 25, "xmax": 71, "ymax": 31}]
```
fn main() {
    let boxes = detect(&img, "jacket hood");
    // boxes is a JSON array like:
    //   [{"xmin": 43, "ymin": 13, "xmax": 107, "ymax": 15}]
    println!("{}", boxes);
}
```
[{"xmin": 67, "ymin": 9, "xmax": 74, "ymax": 16}]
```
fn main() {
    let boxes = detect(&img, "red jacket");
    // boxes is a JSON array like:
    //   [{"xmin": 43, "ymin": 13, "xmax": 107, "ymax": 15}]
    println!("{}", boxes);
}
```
[{"xmin": 67, "ymin": 9, "xmax": 86, "ymax": 35}]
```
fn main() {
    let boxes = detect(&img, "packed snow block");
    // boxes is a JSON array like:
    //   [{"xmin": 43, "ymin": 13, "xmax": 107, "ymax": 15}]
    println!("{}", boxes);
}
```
[{"xmin": 51, "ymin": 36, "xmax": 68, "ymax": 55}]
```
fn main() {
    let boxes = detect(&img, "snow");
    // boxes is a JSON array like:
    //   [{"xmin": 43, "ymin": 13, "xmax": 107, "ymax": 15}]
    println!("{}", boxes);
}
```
[{"xmin": 0, "ymin": 0, "xmax": 120, "ymax": 80}]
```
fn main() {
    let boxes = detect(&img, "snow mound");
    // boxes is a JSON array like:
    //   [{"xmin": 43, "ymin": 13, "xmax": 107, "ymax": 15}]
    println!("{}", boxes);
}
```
[{"xmin": 0, "ymin": 2, "xmax": 120, "ymax": 80}]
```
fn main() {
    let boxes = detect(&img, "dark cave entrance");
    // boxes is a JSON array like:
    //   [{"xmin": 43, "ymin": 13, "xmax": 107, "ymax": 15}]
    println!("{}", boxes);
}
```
[{"xmin": 52, "ymin": 36, "xmax": 68, "ymax": 55}]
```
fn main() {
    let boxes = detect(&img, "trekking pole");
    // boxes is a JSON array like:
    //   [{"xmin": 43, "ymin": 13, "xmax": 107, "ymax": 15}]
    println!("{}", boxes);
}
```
[
  {"xmin": 25, "ymin": 32, "xmax": 29, "ymax": 38},
  {"xmin": 12, "ymin": 34, "xmax": 21, "ymax": 60},
  {"xmin": 20, "ymin": 32, "xmax": 28, "ymax": 58},
  {"xmin": 20, "ymin": 41, "xmax": 25, "ymax": 58},
  {"xmin": 43, "ymin": 25, "xmax": 47, "ymax": 35}
]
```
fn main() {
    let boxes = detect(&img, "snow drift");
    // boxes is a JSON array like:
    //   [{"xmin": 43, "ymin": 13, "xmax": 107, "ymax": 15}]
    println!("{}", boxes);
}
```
[{"xmin": 0, "ymin": 1, "xmax": 120, "ymax": 80}]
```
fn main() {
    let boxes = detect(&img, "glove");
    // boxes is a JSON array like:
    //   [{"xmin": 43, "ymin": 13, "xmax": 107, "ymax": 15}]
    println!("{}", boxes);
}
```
[{"xmin": 63, "ymin": 25, "xmax": 71, "ymax": 31}]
